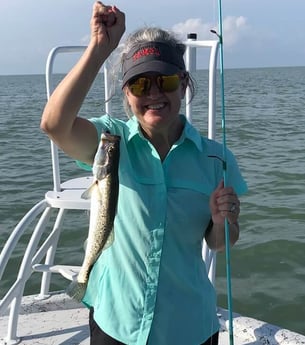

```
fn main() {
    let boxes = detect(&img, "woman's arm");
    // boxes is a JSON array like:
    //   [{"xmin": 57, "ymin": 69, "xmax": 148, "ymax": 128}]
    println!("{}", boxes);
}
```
[{"xmin": 40, "ymin": 2, "xmax": 125, "ymax": 164}]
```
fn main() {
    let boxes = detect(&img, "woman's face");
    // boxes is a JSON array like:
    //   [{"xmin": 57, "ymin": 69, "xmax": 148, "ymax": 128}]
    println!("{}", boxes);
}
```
[{"xmin": 124, "ymin": 73, "xmax": 188, "ymax": 135}]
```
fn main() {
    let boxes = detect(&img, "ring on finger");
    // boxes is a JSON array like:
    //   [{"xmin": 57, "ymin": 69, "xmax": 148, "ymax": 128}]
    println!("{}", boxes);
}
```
[{"xmin": 230, "ymin": 203, "xmax": 237, "ymax": 212}]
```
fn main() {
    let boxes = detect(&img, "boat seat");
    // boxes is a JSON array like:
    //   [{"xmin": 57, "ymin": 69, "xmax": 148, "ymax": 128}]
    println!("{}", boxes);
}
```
[
  {"xmin": 45, "ymin": 176, "xmax": 93, "ymax": 210},
  {"xmin": 33, "ymin": 264, "xmax": 80, "ymax": 281},
  {"xmin": 39, "ymin": 176, "xmax": 93, "ymax": 282}
]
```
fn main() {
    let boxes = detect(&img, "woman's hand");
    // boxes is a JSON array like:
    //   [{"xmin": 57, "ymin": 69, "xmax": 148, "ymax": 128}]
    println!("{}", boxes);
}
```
[
  {"xmin": 205, "ymin": 180, "xmax": 241, "ymax": 251},
  {"xmin": 209, "ymin": 179, "xmax": 240, "ymax": 226},
  {"xmin": 90, "ymin": 2, "xmax": 125, "ymax": 51}
]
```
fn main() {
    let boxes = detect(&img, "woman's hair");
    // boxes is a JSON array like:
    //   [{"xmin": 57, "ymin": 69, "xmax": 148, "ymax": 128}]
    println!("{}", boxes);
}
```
[
  {"xmin": 119, "ymin": 27, "xmax": 196, "ymax": 117},
  {"xmin": 121, "ymin": 27, "xmax": 186, "ymax": 64}
]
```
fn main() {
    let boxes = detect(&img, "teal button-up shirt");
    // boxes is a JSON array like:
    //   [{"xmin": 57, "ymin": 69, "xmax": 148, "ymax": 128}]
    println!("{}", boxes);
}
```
[{"xmin": 79, "ymin": 115, "xmax": 247, "ymax": 345}]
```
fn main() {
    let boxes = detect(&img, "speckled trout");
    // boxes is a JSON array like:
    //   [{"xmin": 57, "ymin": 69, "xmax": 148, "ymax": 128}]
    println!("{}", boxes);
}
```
[{"xmin": 67, "ymin": 132, "xmax": 120, "ymax": 302}]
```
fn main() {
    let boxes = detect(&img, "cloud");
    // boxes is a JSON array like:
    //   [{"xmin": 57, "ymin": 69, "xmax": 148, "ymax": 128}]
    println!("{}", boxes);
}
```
[
  {"xmin": 172, "ymin": 18, "xmax": 213, "ymax": 41},
  {"xmin": 222, "ymin": 16, "xmax": 249, "ymax": 48},
  {"xmin": 172, "ymin": 16, "xmax": 250, "ymax": 48}
]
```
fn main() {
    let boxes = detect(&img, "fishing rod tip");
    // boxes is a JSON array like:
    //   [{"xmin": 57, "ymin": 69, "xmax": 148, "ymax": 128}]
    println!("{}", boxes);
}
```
[
  {"xmin": 210, "ymin": 29, "xmax": 220, "ymax": 37},
  {"xmin": 210, "ymin": 29, "xmax": 223, "ymax": 43}
]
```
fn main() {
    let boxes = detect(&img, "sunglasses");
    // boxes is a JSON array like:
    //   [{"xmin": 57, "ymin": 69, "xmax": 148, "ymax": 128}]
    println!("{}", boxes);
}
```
[{"xmin": 127, "ymin": 74, "xmax": 182, "ymax": 97}]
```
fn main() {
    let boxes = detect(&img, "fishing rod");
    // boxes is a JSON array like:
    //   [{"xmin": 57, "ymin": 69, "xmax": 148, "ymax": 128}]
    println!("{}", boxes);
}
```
[{"xmin": 211, "ymin": 1, "xmax": 235, "ymax": 344}]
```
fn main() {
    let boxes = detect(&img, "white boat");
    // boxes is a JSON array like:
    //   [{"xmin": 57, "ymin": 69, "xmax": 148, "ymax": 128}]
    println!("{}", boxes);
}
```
[{"xmin": 1, "ymin": 39, "xmax": 305, "ymax": 345}]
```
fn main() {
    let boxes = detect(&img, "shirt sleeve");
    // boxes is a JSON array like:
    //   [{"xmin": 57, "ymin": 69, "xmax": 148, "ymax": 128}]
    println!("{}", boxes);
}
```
[
  {"xmin": 225, "ymin": 147, "xmax": 248, "ymax": 195},
  {"xmin": 75, "ymin": 114, "xmax": 117, "ymax": 171}
]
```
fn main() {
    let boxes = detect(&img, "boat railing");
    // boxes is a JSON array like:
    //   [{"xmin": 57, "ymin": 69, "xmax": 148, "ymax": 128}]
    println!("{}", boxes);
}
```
[{"xmin": 0, "ymin": 37, "xmax": 219, "ymax": 345}]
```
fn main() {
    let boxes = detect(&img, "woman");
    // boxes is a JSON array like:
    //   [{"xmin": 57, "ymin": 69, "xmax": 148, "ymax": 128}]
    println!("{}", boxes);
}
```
[{"xmin": 41, "ymin": 2, "xmax": 247, "ymax": 345}]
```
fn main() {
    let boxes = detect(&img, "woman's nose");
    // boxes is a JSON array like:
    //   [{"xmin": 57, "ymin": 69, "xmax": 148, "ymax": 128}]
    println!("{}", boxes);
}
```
[{"xmin": 147, "ymin": 79, "xmax": 161, "ymax": 96}]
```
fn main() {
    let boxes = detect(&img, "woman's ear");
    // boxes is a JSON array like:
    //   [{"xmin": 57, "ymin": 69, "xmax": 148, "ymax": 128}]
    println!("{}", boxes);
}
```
[{"xmin": 123, "ymin": 85, "xmax": 130, "ymax": 97}]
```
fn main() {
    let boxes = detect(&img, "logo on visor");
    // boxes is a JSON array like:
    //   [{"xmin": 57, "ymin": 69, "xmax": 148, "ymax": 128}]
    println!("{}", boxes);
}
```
[{"xmin": 133, "ymin": 47, "xmax": 161, "ymax": 61}]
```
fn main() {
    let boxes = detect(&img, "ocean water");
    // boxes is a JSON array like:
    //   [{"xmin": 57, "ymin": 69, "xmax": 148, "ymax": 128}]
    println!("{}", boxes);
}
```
[{"xmin": 1, "ymin": 67, "xmax": 305, "ymax": 335}]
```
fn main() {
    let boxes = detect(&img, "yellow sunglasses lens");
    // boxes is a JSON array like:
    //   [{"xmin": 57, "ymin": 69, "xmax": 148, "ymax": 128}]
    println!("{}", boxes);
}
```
[
  {"xmin": 129, "ymin": 77, "xmax": 151, "ymax": 97},
  {"xmin": 158, "ymin": 74, "xmax": 180, "ymax": 92},
  {"xmin": 128, "ymin": 74, "xmax": 180, "ymax": 96}
]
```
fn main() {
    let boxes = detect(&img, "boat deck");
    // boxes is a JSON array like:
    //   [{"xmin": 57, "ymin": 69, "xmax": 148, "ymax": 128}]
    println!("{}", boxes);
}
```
[{"xmin": 1, "ymin": 293, "xmax": 305, "ymax": 345}]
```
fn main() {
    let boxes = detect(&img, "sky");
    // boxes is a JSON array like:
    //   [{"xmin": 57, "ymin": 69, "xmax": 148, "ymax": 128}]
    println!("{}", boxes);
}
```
[{"xmin": 0, "ymin": 0, "xmax": 305, "ymax": 75}]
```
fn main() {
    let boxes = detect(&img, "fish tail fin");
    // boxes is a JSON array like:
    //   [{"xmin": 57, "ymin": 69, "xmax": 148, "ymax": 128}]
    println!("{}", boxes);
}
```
[{"xmin": 66, "ymin": 281, "xmax": 87, "ymax": 302}]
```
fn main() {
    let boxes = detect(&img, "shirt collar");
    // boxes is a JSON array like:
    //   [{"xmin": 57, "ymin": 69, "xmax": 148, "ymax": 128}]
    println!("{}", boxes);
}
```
[
  {"xmin": 126, "ymin": 115, "xmax": 203, "ymax": 152},
  {"xmin": 178, "ymin": 115, "xmax": 203, "ymax": 151},
  {"xmin": 126, "ymin": 116, "xmax": 141, "ymax": 141}
]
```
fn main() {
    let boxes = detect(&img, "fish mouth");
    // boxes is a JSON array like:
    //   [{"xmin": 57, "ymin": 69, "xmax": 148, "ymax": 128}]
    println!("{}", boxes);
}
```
[
  {"xmin": 101, "ymin": 132, "xmax": 121, "ymax": 142},
  {"xmin": 93, "ymin": 133, "xmax": 120, "ymax": 180}
]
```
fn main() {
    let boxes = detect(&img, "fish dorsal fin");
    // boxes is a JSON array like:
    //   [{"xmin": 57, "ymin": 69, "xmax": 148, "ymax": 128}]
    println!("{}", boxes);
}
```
[{"xmin": 81, "ymin": 181, "xmax": 98, "ymax": 200}]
